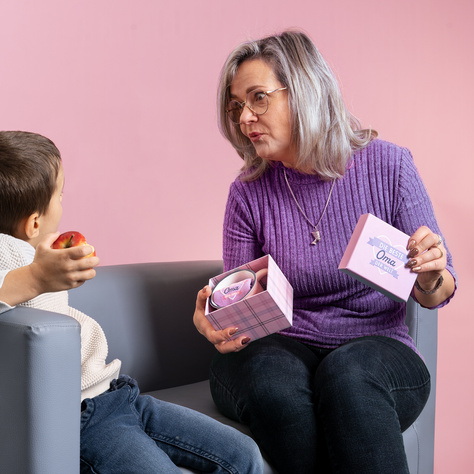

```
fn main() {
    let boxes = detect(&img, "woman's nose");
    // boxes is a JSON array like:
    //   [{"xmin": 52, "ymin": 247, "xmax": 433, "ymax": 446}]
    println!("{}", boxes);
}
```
[{"xmin": 239, "ymin": 104, "xmax": 258, "ymax": 124}]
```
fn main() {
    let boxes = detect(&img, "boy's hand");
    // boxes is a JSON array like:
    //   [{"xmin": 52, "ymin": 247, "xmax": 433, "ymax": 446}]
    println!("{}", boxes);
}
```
[
  {"xmin": 30, "ymin": 232, "xmax": 100, "ymax": 293},
  {"xmin": 0, "ymin": 233, "xmax": 99, "ymax": 307}
]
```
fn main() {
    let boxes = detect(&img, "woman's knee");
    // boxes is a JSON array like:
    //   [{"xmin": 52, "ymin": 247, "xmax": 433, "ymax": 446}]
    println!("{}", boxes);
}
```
[
  {"xmin": 210, "ymin": 336, "xmax": 319, "ymax": 424},
  {"xmin": 315, "ymin": 340, "xmax": 376, "ymax": 389},
  {"xmin": 313, "ymin": 337, "xmax": 430, "ymax": 417}
]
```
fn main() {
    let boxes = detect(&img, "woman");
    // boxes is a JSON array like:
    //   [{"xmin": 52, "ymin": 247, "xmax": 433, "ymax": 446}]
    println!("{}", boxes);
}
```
[{"xmin": 193, "ymin": 30, "xmax": 456, "ymax": 473}]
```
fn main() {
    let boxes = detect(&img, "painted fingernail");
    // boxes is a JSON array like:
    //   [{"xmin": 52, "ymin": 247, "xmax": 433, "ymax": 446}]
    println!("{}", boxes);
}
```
[
  {"xmin": 412, "ymin": 266, "xmax": 422, "ymax": 272},
  {"xmin": 241, "ymin": 337, "xmax": 251, "ymax": 345},
  {"xmin": 229, "ymin": 328, "xmax": 239, "ymax": 335},
  {"xmin": 407, "ymin": 248, "xmax": 419, "ymax": 258},
  {"xmin": 407, "ymin": 259, "xmax": 418, "ymax": 268},
  {"xmin": 407, "ymin": 240, "xmax": 416, "ymax": 250}
]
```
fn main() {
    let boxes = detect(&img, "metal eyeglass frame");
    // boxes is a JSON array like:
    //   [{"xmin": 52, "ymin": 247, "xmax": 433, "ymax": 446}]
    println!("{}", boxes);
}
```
[{"xmin": 226, "ymin": 87, "xmax": 288, "ymax": 124}]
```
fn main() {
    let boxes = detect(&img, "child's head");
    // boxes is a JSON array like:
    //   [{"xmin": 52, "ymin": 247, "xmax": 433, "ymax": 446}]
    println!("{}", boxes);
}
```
[{"xmin": 0, "ymin": 131, "xmax": 63, "ymax": 240}]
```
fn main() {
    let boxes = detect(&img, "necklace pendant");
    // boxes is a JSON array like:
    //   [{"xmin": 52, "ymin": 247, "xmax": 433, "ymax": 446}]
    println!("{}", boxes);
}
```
[{"xmin": 311, "ymin": 229, "xmax": 321, "ymax": 245}]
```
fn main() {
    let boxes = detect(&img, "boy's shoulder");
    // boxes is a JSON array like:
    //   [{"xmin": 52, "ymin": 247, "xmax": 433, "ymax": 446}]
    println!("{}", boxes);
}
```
[{"xmin": 0, "ymin": 233, "xmax": 35, "ymax": 271}]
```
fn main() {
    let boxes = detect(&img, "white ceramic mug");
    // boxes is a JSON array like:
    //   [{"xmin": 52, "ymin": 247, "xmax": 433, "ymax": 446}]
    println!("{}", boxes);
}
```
[{"xmin": 210, "ymin": 268, "xmax": 268, "ymax": 309}]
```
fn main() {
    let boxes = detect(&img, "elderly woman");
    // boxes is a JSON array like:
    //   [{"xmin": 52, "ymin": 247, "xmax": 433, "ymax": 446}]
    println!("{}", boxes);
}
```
[{"xmin": 194, "ymin": 30, "xmax": 456, "ymax": 473}]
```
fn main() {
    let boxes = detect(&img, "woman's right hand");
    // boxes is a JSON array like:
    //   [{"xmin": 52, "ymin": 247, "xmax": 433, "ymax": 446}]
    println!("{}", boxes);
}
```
[
  {"xmin": 30, "ymin": 232, "xmax": 100, "ymax": 293},
  {"xmin": 193, "ymin": 285, "xmax": 251, "ymax": 354}
]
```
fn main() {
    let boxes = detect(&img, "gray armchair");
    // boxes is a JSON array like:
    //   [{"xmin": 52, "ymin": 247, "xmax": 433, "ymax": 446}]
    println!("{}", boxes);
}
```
[{"xmin": 0, "ymin": 261, "xmax": 438, "ymax": 474}]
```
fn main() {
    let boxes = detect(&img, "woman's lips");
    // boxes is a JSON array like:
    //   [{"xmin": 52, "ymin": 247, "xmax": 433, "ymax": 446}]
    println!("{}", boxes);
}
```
[{"xmin": 248, "ymin": 132, "xmax": 263, "ymax": 142}]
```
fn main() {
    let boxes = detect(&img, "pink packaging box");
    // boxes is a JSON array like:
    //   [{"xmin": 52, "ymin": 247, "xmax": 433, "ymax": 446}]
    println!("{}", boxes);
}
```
[
  {"xmin": 338, "ymin": 213, "xmax": 417, "ymax": 302},
  {"xmin": 205, "ymin": 255, "xmax": 293, "ymax": 342}
]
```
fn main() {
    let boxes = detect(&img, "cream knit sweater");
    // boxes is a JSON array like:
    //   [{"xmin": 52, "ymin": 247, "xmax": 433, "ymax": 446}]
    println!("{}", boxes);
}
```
[{"xmin": 0, "ymin": 233, "xmax": 121, "ymax": 401}]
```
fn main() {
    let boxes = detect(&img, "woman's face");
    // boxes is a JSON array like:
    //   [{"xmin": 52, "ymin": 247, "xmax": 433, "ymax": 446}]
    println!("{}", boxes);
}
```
[{"xmin": 229, "ymin": 59, "xmax": 297, "ymax": 166}]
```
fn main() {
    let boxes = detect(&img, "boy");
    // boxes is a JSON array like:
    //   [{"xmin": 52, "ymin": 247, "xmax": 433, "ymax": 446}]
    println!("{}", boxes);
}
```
[{"xmin": 0, "ymin": 131, "xmax": 263, "ymax": 473}]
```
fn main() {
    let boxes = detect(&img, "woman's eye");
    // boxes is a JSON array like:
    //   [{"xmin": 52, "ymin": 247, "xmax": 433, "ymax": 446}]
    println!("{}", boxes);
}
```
[
  {"xmin": 253, "ymin": 92, "xmax": 266, "ymax": 103},
  {"xmin": 227, "ymin": 100, "xmax": 243, "ymax": 112}
]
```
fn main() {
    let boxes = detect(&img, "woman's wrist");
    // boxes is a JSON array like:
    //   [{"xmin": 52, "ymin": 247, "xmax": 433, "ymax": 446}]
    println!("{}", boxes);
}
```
[
  {"xmin": 413, "ymin": 269, "xmax": 455, "ymax": 309},
  {"xmin": 414, "ymin": 274, "xmax": 444, "ymax": 294}
]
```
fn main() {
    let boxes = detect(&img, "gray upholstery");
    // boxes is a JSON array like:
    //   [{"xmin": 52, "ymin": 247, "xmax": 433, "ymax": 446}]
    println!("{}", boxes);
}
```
[
  {"xmin": 0, "ymin": 261, "xmax": 438, "ymax": 474},
  {"xmin": 0, "ymin": 307, "xmax": 81, "ymax": 473}
]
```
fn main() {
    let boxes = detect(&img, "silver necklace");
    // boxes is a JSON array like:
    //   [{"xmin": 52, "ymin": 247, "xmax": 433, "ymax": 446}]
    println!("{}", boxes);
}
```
[{"xmin": 283, "ymin": 168, "xmax": 336, "ymax": 245}]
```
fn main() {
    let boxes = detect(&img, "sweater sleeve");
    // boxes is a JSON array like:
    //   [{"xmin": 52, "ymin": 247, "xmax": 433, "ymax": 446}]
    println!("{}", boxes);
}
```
[
  {"xmin": 223, "ymin": 180, "xmax": 265, "ymax": 272},
  {"xmin": 0, "ymin": 270, "xmax": 14, "ymax": 313},
  {"xmin": 393, "ymin": 147, "xmax": 457, "ymax": 307},
  {"xmin": 0, "ymin": 235, "xmax": 30, "ymax": 314}
]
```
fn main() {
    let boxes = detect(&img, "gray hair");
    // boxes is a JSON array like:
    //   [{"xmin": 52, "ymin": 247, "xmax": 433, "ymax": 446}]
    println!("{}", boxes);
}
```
[{"xmin": 217, "ymin": 29, "xmax": 377, "ymax": 181}]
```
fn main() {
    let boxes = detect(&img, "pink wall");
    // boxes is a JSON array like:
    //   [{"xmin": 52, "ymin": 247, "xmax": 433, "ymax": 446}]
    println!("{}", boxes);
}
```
[{"xmin": 1, "ymin": 1, "xmax": 472, "ymax": 471}]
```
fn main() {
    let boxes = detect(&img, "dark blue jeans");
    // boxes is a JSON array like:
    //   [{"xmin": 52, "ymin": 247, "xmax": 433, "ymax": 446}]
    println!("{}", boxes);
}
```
[
  {"xmin": 80, "ymin": 375, "xmax": 263, "ymax": 473},
  {"xmin": 210, "ymin": 334, "xmax": 430, "ymax": 474}
]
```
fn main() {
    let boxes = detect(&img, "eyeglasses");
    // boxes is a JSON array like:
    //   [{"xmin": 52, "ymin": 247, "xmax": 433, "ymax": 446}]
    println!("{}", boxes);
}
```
[{"xmin": 226, "ymin": 87, "xmax": 288, "ymax": 124}]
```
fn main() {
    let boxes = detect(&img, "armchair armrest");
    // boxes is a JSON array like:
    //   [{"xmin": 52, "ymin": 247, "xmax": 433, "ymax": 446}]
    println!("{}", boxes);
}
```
[
  {"xmin": 404, "ymin": 298, "xmax": 438, "ymax": 474},
  {"xmin": 0, "ymin": 307, "xmax": 81, "ymax": 474}
]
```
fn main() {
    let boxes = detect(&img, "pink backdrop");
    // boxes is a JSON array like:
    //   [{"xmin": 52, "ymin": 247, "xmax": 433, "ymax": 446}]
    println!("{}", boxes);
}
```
[{"xmin": 1, "ymin": 1, "xmax": 472, "ymax": 471}]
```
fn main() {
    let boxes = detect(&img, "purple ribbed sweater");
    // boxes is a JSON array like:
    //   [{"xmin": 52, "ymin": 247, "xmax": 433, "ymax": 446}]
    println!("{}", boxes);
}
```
[{"xmin": 223, "ymin": 139, "xmax": 456, "ymax": 353}]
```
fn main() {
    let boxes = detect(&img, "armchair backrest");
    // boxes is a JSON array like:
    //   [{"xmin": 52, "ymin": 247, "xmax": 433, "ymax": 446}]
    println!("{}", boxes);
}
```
[{"xmin": 69, "ymin": 261, "xmax": 223, "ymax": 392}]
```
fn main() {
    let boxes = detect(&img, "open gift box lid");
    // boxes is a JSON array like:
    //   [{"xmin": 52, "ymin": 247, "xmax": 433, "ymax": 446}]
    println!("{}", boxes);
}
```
[{"xmin": 338, "ymin": 213, "xmax": 417, "ymax": 302}]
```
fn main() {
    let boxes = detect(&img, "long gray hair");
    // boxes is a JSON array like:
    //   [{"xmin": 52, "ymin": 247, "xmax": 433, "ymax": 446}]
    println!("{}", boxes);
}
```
[{"xmin": 217, "ymin": 30, "xmax": 377, "ymax": 181}]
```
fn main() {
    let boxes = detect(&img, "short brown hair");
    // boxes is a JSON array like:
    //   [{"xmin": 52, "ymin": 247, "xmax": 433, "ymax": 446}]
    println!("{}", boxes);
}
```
[{"xmin": 0, "ymin": 131, "xmax": 62, "ymax": 235}]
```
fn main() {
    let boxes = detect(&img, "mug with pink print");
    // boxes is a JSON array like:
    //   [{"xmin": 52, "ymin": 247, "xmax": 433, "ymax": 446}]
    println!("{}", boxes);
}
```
[{"xmin": 209, "ymin": 268, "xmax": 268, "ymax": 309}]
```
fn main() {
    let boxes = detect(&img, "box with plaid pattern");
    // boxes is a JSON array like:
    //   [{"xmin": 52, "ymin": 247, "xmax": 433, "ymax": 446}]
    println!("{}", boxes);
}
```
[{"xmin": 205, "ymin": 255, "xmax": 293, "ymax": 342}]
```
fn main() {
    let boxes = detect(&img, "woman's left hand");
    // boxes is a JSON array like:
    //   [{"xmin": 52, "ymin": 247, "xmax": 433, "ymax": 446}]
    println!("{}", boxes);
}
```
[
  {"xmin": 406, "ymin": 226, "xmax": 454, "ymax": 307},
  {"xmin": 406, "ymin": 226, "xmax": 445, "ymax": 282}
]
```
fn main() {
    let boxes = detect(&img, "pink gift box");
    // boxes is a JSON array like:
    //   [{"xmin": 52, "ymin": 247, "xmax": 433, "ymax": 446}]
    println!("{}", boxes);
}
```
[
  {"xmin": 205, "ymin": 255, "xmax": 293, "ymax": 342},
  {"xmin": 338, "ymin": 213, "xmax": 417, "ymax": 302}
]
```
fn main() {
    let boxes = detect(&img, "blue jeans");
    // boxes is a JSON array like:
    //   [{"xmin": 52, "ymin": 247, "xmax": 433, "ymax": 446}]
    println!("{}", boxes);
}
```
[
  {"xmin": 80, "ymin": 375, "xmax": 263, "ymax": 473},
  {"xmin": 210, "ymin": 334, "xmax": 430, "ymax": 474}
]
